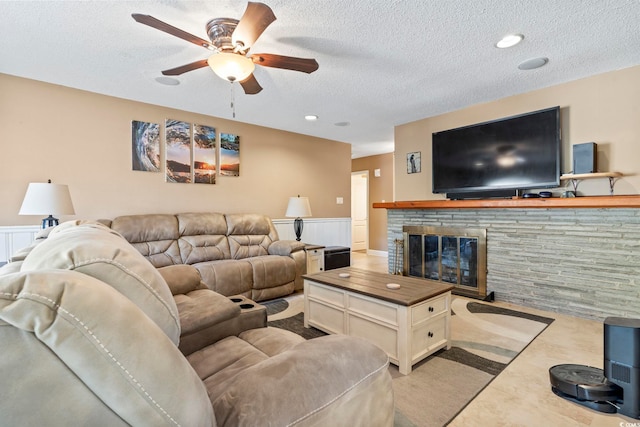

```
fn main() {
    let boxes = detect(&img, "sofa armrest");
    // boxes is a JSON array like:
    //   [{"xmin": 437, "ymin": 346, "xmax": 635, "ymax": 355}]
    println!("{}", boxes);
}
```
[
  {"xmin": 157, "ymin": 264, "xmax": 206, "ymax": 296},
  {"xmin": 158, "ymin": 265, "xmax": 256, "ymax": 354},
  {"xmin": 174, "ymin": 290, "xmax": 241, "ymax": 351},
  {"xmin": 268, "ymin": 240, "xmax": 305, "ymax": 256}
]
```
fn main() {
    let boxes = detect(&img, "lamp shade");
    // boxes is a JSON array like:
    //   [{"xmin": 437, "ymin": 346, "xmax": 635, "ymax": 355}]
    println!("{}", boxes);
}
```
[
  {"xmin": 285, "ymin": 196, "xmax": 312, "ymax": 218},
  {"xmin": 207, "ymin": 52, "xmax": 255, "ymax": 82},
  {"xmin": 19, "ymin": 182, "xmax": 75, "ymax": 216}
]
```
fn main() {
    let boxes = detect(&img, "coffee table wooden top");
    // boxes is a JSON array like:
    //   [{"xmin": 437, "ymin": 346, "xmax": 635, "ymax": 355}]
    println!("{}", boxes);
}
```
[{"xmin": 303, "ymin": 267, "xmax": 454, "ymax": 306}]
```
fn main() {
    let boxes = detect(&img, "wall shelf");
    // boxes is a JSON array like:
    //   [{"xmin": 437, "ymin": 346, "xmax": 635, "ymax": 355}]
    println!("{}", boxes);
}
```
[
  {"xmin": 560, "ymin": 172, "xmax": 623, "ymax": 195},
  {"xmin": 373, "ymin": 195, "xmax": 640, "ymax": 210}
]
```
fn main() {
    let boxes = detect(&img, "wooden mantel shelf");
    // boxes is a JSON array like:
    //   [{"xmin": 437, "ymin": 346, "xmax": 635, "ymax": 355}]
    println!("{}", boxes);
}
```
[{"xmin": 373, "ymin": 195, "xmax": 640, "ymax": 210}]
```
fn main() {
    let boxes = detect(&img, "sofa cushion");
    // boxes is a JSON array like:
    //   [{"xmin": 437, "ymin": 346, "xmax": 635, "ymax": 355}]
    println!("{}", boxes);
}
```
[
  {"xmin": 48, "ymin": 219, "xmax": 123, "ymax": 238},
  {"xmin": 111, "ymin": 214, "xmax": 182, "ymax": 267},
  {"xmin": 225, "ymin": 214, "xmax": 276, "ymax": 259},
  {"xmin": 157, "ymin": 264, "xmax": 206, "ymax": 296},
  {"xmin": 210, "ymin": 333, "xmax": 393, "ymax": 427},
  {"xmin": 245, "ymin": 255, "xmax": 296, "ymax": 289},
  {"xmin": 20, "ymin": 222, "xmax": 181, "ymax": 345},
  {"xmin": 194, "ymin": 259, "xmax": 253, "ymax": 297},
  {"xmin": 0, "ymin": 261, "xmax": 22, "ymax": 275},
  {"xmin": 0, "ymin": 270, "xmax": 215, "ymax": 427},
  {"xmin": 187, "ymin": 328, "xmax": 305, "ymax": 404},
  {"xmin": 177, "ymin": 213, "xmax": 231, "ymax": 264}
]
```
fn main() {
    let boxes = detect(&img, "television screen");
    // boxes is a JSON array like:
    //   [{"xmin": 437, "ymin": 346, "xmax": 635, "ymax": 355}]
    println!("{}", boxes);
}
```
[{"xmin": 432, "ymin": 106, "xmax": 561, "ymax": 198}]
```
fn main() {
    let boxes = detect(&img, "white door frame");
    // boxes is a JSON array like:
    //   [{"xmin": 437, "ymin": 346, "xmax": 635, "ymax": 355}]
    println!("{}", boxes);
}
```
[{"xmin": 351, "ymin": 170, "xmax": 369, "ymax": 251}]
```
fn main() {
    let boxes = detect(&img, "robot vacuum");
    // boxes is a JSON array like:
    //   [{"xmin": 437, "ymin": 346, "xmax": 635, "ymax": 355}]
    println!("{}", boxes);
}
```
[{"xmin": 549, "ymin": 364, "xmax": 621, "ymax": 413}]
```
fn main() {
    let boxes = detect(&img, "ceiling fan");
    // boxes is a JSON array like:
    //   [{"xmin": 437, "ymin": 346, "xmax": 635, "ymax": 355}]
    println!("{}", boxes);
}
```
[{"xmin": 132, "ymin": 2, "xmax": 319, "ymax": 95}]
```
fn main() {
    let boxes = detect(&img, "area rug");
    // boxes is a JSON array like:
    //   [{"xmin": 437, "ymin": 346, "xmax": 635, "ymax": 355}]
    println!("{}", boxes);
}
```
[{"xmin": 264, "ymin": 293, "xmax": 554, "ymax": 427}]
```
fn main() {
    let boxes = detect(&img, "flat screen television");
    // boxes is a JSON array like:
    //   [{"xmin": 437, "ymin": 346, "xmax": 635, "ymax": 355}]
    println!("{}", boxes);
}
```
[{"xmin": 432, "ymin": 106, "xmax": 561, "ymax": 199}]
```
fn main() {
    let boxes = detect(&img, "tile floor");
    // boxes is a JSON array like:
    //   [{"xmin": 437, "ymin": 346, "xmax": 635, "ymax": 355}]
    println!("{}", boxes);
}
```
[{"xmin": 350, "ymin": 251, "xmax": 636, "ymax": 426}]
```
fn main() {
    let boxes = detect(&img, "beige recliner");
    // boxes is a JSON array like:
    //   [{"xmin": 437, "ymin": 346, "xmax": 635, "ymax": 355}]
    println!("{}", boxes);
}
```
[{"xmin": 0, "ymin": 221, "xmax": 395, "ymax": 426}]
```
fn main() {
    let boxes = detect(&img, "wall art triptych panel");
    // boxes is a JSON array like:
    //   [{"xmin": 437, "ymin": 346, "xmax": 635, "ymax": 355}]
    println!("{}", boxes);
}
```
[
  {"xmin": 220, "ymin": 133, "xmax": 240, "ymax": 177},
  {"xmin": 193, "ymin": 124, "xmax": 217, "ymax": 184},
  {"xmin": 165, "ymin": 119, "xmax": 192, "ymax": 183},
  {"xmin": 131, "ymin": 120, "xmax": 160, "ymax": 172},
  {"xmin": 131, "ymin": 119, "xmax": 239, "ymax": 182}
]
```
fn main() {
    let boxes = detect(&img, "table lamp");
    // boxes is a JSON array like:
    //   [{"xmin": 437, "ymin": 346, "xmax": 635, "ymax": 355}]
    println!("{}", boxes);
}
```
[
  {"xmin": 285, "ymin": 195, "xmax": 312, "ymax": 241},
  {"xmin": 19, "ymin": 179, "xmax": 76, "ymax": 228}
]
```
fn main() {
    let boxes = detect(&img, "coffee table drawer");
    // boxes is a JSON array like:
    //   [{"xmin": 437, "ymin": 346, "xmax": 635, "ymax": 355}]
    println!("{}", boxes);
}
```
[
  {"xmin": 348, "ymin": 294, "xmax": 398, "ymax": 326},
  {"xmin": 412, "ymin": 294, "xmax": 448, "ymax": 326},
  {"xmin": 308, "ymin": 300, "xmax": 344, "ymax": 334},
  {"xmin": 348, "ymin": 314, "xmax": 398, "ymax": 359},
  {"xmin": 411, "ymin": 316, "xmax": 447, "ymax": 358},
  {"xmin": 305, "ymin": 280, "xmax": 344, "ymax": 307}
]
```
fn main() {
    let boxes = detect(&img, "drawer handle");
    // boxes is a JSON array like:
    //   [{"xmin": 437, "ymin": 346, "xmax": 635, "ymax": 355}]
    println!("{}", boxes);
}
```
[
  {"xmin": 428, "ymin": 331, "xmax": 434, "ymax": 338},
  {"xmin": 428, "ymin": 306, "xmax": 434, "ymax": 312}
]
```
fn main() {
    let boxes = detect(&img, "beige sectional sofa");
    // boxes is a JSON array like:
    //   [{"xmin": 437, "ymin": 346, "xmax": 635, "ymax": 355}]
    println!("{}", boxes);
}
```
[
  {"xmin": 107, "ymin": 212, "xmax": 306, "ymax": 302},
  {"xmin": 0, "ymin": 221, "xmax": 395, "ymax": 426}
]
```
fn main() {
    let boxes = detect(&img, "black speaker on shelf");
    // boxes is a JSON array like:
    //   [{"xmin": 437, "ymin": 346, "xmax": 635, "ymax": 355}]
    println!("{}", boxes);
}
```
[
  {"xmin": 604, "ymin": 317, "xmax": 640, "ymax": 419},
  {"xmin": 573, "ymin": 142, "xmax": 597, "ymax": 174}
]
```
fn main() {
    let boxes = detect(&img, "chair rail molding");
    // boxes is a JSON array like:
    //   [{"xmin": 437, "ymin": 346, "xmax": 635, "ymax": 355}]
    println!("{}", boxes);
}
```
[
  {"xmin": 1, "ymin": 220, "xmax": 353, "ymax": 263},
  {"xmin": 272, "ymin": 217, "xmax": 351, "ymax": 248}
]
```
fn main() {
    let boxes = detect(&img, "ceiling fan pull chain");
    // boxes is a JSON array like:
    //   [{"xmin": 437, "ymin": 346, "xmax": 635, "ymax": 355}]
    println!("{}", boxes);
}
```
[{"xmin": 230, "ymin": 81, "xmax": 236, "ymax": 118}]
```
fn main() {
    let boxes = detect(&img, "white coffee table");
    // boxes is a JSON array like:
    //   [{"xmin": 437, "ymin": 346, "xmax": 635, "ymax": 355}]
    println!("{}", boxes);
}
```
[{"xmin": 303, "ymin": 267, "xmax": 453, "ymax": 375}]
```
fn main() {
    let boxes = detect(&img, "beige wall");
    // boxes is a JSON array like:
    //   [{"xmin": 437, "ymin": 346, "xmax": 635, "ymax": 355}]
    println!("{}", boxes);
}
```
[
  {"xmin": 0, "ymin": 73, "xmax": 351, "ymax": 226},
  {"xmin": 352, "ymin": 153, "xmax": 394, "ymax": 252},
  {"xmin": 394, "ymin": 65, "xmax": 640, "ymax": 201}
]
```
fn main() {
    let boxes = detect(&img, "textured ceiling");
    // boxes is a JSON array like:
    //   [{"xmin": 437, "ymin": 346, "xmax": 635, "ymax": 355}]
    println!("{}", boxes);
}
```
[{"xmin": 1, "ymin": 0, "xmax": 640, "ymax": 158}]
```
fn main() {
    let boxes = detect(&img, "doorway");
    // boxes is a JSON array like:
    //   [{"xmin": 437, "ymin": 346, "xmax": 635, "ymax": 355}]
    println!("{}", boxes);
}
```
[{"xmin": 351, "ymin": 171, "xmax": 369, "ymax": 251}]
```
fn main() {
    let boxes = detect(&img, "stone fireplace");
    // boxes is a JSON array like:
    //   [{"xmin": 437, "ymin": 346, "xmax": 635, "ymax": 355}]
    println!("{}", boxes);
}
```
[
  {"xmin": 379, "ymin": 201, "xmax": 640, "ymax": 321},
  {"xmin": 403, "ymin": 225, "xmax": 490, "ymax": 300}
]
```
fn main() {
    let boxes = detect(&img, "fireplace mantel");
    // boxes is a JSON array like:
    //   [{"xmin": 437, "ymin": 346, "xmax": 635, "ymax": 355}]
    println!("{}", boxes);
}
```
[{"xmin": 373, "ymin": 195, "xmax": 640, "ymax": 210}]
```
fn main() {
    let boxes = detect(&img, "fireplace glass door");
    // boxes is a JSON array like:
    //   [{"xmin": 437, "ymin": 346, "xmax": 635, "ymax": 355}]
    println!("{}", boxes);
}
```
[{"xmin": 403, "ymin": 226, "xmax": 486, "ymax": 298}]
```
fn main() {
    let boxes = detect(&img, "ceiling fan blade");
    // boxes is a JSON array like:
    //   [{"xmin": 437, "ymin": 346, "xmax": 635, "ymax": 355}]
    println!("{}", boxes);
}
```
[
  {"xmin": 232, "ymin": 2, "xmax": 276, "ymax": 50},
  {"xmin": 161, "ymin": 59, "xmax": 209, "ymax": 76},
  {"xmin": 250, "ymin": 54, "xmax": 319, "ymax": 74},
  {"xmin": 132, "ymin": 14, "xmax": 213, "ymax": 50},
  {"xmin": 239, "ymin": 74, "xmax": 263, "ymax": 94}
]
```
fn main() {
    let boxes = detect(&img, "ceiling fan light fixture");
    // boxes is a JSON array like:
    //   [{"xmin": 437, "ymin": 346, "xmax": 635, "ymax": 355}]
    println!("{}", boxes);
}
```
[{"xmin": 207, "ymin": 52, "xmax": 255, "ymax": 82}]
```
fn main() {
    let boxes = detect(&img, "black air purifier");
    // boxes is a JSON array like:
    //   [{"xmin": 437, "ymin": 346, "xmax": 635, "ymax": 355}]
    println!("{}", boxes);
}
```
[{"xmin": 604, "ymin": 317, "xmax": 640, "ymax": 419}]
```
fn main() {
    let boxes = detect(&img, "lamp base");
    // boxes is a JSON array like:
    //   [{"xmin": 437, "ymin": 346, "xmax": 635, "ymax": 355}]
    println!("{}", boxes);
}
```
[
  {"xmin": 294, "ymin": 217, "xmax": 304, "ymax": 242},
  {"xmin": 42, "ymin": 215, "xmax": 59, "ymax": 229}
]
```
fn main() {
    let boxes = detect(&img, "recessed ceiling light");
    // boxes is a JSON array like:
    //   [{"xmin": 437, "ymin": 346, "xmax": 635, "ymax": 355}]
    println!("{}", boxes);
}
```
[
  {"xmin": 334, "ymin": 122, "xmax": 350, "ymax": 127},
  {"xmin": 496, "ymin": 34, "xmax": 524, "ymax": 48},
  {"xmin": 155, "ymin": 76, "xmax": 180, "ymax": 86},
  {"xmin": 518, "ymin": 57, "xmax": 549, "ymax": 70},
  {"xmin": 304, "ymin": 115, "xmax": 318, "ymax": 121}
]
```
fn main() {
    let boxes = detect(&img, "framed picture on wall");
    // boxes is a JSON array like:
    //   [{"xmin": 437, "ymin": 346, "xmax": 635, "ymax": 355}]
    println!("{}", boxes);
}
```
[
  {"xmin": 193, "ymin": 124, "xmax": 217, "ymax": 184},
  {"xmin": 165, "ymin": 119, "xmax": 192, "ymax": 183},
  {"xmin": 220, "ymin": 133, "xmax": 240, "ymax": 177},
  {"xmin": 131, "ymin": 120, "xmax": 160, "ymax": 172},
  {"xmin": 407, "ymin": 151, "xmax": 421, "ymax": 174}
]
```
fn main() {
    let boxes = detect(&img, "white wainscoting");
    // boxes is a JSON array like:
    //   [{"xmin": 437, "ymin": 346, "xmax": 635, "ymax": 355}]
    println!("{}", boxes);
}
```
[
  {"xmin": 272, "ymin": 217, "xmax": 351, "ymax": 248},
  {"xmin": 0, "ymin": 219, "xmax": 353, "ymax": 263},
  {"xmin": 0, "ymin": 225, "xmax": 41, "ymax": 263}
]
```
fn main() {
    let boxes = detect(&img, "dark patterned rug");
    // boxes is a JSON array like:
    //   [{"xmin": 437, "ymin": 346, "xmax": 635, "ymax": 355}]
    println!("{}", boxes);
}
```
[{"xmin": 264, "ymin": 295, "xmax": 554, "ymax": 427}]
